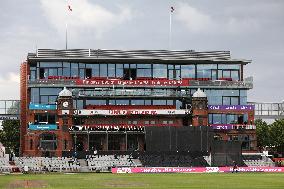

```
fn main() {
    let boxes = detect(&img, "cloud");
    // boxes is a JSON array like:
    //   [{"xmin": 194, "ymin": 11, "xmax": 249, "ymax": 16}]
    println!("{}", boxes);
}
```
[
  {"xmin": 174, "ymin": 2, "xmax": 261, "ymax": 34},
  {"xmin": 0, "ymin": 72, "xmax": 20, "ymax": 99},
  {"xmin": 175, "ymin": 3, "xmax": 212, "ymax": 33},
  {"xmin": 40, "ymin": 0, "xmax": 132, "ymax": 39},
  {"xmin": 0, "ymin": 72, "xmax": 19, "ymax": 84}
]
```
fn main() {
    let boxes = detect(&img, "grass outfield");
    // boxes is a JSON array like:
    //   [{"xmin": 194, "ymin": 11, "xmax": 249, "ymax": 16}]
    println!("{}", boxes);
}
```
[{"xmin": 0, "ymin": 173, "xmax": 284, "ymax": 189}]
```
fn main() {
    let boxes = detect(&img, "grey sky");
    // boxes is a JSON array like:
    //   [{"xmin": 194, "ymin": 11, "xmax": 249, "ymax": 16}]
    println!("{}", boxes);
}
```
[{"xmin": 0, "ymin": 0, "xmax": 283, "ymax": 102}]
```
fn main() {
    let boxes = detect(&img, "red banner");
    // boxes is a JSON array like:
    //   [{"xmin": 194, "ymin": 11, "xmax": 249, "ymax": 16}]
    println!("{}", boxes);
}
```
[{"xmin": 76, "ymin": 79, "xmax": 189, "ymax": 86}]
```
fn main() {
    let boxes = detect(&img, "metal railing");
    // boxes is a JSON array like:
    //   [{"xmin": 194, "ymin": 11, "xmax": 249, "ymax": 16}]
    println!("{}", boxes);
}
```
[
  {"xmin": 78, "ymin": 89, "xmax": 190, "ymax": 98},
  {"xmin": 249, "ymin": 101, "xmax": 284, "ymax": 119},
  {"xmin": 28, "ymin": 77, "xmax": 253, "ymax": 89},
  {"xmin": 0, "ymin": 100, "xmax": 20, "ymax": 120},
  {"xmin": 189, "ymin": 78, "xmax": 253, "ymax": 89}
]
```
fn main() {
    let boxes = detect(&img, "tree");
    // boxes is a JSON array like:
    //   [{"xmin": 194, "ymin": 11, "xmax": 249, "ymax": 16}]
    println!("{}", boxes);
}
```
[
  {"xmin": 0, "ymin": 120, "xmax": 20, "ymax": 156},
  {"xmin": 255, "ymin": 119, "xmax": 271, "ymax": 150},
  {"xmin": 269, "ymin": 119, "xmax": 284, "ymax": 153}
]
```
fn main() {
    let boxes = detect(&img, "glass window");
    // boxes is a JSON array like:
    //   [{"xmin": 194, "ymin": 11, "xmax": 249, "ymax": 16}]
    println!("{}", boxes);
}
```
[
  {"xmin": 137, "ymin": 68, "xmax": 152, "ymax": 77},
  {"xmin": 181, "ymin": 65, "xmax": 195, "ymax": 78},
  {"xmin": 40, "ymin": 62, "xmax": 62, "ymax": 68},
  {"xmin": 153, "ymin": 100, "xmax": 166, "ymax": 105},
  {"xmin": 31, "ymin": 88, "xmax": 40, "ymax": 103},
  {"xmin": 63, "ymin": 62, "xmax": 70, "ymax": 77},
  {"xmin": 108, "ymin": 64, "xmax": 115, "ymax": 77},
  {"xmin": 167, "ymin": 100, "xmax": 173, "ymax": 105},
  {"xmin": 116, "ymin": 100, "xmax": 129, "ymax": 105},
  {"xmin": 86, "ymin": 100, "xmax": 106, "ymax": 105},
  {"xmin": 30, "ymin": 71, "xmax": 36, "ymax": 80},
  {"xmin": 231, "ymin": 97, "xmax": 239, "ymax": 105},
  {"xmin": 40, "ymin": 88, "xmax": 62, "ymax": 96},
  {"xmin": 153, "ymin": 64, "xmax": 167, "ymax": 78},
  {"xmin": 231, "ymin": 70, "xmax": 239, "ymax": 80},
  {"xmin": 218, "ymin": 64, "xmax": 240, "ymax": 69},
  {"xmin": 116, "ymin": 64, "xmax": 123, "ymax": 77},
  {"xmin": 40, "ymin": 96, "xmax": 48, "ymax": 104},
  {"xmin": 222, "ymin": 97, "xmax": 230, "ymax": 105},
  {"xmin": 213, "ymin": 114, "xmax": 222, "ymax": 124},
  {"xmin": 227, "ymin": 114, "xmax": 237, "ymax": 124},
  {"xmin": 70, "ymin": 63, "xmax": 78, "ymax": 77},
  {"xmin": 131, "ymin": 100, "xmax": 144, "ymax": 105},
  {"xmin": 100, "ymin": 64, "xmax": 107, "ymax": 77},
  {"xmin": 145, "ymin": 100, "xmax": 151, "ymax": 105},
  {"xmin": 137, "ymin": 64, "xmax": 151, "ymax": 68}
]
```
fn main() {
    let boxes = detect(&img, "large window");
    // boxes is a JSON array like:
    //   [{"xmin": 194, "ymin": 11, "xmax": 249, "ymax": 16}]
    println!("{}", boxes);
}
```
[
  {"xmin": 30, "ymin": 87, "xmax": 62, "ymax": 104},
  {"xmin": 153, "ymin": 64, "xmax": 167, "ymax": 78},
  {"xmin": 137, "ymin": 64, "xmax": 152, "ymax": 78},
  {"xmin": 218, "ymin": 64, "xmax": 241, "ymax": 81},
  {"xmin": 181, "ymin": 65, "xmax": 195, "ymax": 79},
  {"xmin": 34, "ymin": 113, "xmax": 56, "ymax": 124},
  {"xmin": 197, "ymin": 64, "xmax": 217, "ymax": 79},
  {"xmin": 209, "ymin": 113, "xmax": 248, "ymax": 124},
  {"xmin": 40, "ymin": 133, "xmax": 57, "ymax": 150},
  {"xmin": 205, "ymin": 89, "xmax": 246, "ymax": 105}
]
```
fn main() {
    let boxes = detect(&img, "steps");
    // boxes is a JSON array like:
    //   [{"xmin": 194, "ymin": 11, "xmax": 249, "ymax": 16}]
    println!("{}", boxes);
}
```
[{"xmin": 78, "ymin": 159, "xmax": 89, "ymax": 172}]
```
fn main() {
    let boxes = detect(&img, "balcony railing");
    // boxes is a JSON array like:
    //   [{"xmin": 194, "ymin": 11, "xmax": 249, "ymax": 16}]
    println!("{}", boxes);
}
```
[
  {"xmin": 28, "ymin": 77, "xmax": 253, "ymax": 89},
  {"xmin": 188, "ymin": 77, "xmax": 253, "ymax": 89},
  {"xmin": 78, "ymin": 89, "xmax": 190, "ymax": 98}
]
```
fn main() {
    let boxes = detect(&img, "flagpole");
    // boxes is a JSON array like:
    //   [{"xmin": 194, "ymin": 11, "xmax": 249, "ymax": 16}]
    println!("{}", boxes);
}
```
[
  {"xmin": 169, "ymin": 7, "xmax": 174, "ymax": 50},
  {"xmin": 65, "ymin": 23, "xmax": 68, "ymax": 49},
  {"xmin": 169, "ymin": 12, "xmax": 172, "ymax": 50}
]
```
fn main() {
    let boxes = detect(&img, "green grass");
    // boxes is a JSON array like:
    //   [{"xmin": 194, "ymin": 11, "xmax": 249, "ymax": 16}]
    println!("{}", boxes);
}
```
[{"xmin": 0, "ymin": 172, "xmax": 284, "ymax": 189}]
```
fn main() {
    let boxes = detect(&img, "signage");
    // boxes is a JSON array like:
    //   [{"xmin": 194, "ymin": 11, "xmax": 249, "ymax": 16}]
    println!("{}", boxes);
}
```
[
  {"xmin": 112, "ymin": 167, "xmax": 284, "ymax": 174},
  {"xmin": 76, "ymin": 79, "xmax": 189, "ymax": 86},
  {"xmin": 0, "ymin": 116, "xmax": 19, "ymax": 120},
  {"xmin": 29, "ymin": 104, "xmax": 57, "ymax": 110},
  {"xmin": 75, "ymin": 109, "xmax": 191, "ymax": 116},
  {"xmin": 208, "ymin": 105, "xmax": 254, "ymax": 111},
  {"xmin": 211, "ymin": 124, "xmax": 256, "ymax": 130},
  {"xmin": 28, "ymin": 124, "xmax": 58, "ymax": 130}
]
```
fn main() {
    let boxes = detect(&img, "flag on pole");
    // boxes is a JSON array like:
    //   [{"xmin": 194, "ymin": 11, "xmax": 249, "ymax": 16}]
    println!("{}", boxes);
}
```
[{"xmin": 170, "ymin": 6, "xmax": 174, "ymax": 13}]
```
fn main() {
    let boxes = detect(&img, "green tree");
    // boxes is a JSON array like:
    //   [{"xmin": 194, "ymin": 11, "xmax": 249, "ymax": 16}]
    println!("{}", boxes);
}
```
[
  {"xmin": 269, "ymin": 119, "xmax": 284, "ymax": 153},
  {"xmin": 255, "ymin": 119, "xmax": 271, "ymax": 150},
  {"xmin": 0, "ymin": 120, "xmax": 20, "ymax": 156}
]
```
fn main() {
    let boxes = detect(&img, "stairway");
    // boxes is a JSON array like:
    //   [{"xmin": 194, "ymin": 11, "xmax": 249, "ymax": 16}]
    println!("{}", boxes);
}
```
[{"xmin": 78, "ymin": 159, "xmax": 89, "ymax": 172}]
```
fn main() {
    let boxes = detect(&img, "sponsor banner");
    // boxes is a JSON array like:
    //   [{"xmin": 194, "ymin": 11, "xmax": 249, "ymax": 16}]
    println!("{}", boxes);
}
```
[
  {"xmin": 211, "ymin": 124, "xmax": 256, "ymax": 130},
  {"xmin": 76, "ymin": 79, "xmax": 189, "ymax": 86},
  {"xmin": 29, "ymin": 124, "xmax": 58, "ymax": 130},
  {"xmin": 29, "ymin": 104, "xmax": 57, "ymax": 110},
  {"xmin": 0, "ymin": 116, "xmax": 19, "ymax": 120},
  {"xmin": 112, "ymin": 167, "xmax": 284, "ymax": 174},
  {"xmin": 208, "ymin": 105, "xmax": 254, "ymax": 111},
  {"xmin": 75, "ymin": 109, "xmax": 191, "ymax": 116}
]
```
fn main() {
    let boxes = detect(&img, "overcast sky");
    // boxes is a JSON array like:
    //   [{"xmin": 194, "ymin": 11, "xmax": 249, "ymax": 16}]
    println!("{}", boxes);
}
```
[{"xmin": 0, "ymin": 0, "xmax": 283, "ymax": 102}]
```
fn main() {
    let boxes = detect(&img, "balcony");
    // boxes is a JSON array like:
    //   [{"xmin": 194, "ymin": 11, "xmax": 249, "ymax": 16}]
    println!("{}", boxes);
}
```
[
  {"xmin": 27, "ymin": 76, "xmax": 253, "ymax": 89},
  {"xmin": 77, "ymin": 89, "xmax": 190, "ymax": 99},
  {"xmin": 188, "ymin": 77, "xmax": 253, "ymax": 89},
  {"xmin": 74, "ymin": 109, "xmax": 191, "ymax": 116},
  {"xmin": 28, "ymin": 79, "xmax": 76, "ymax": 87}
]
